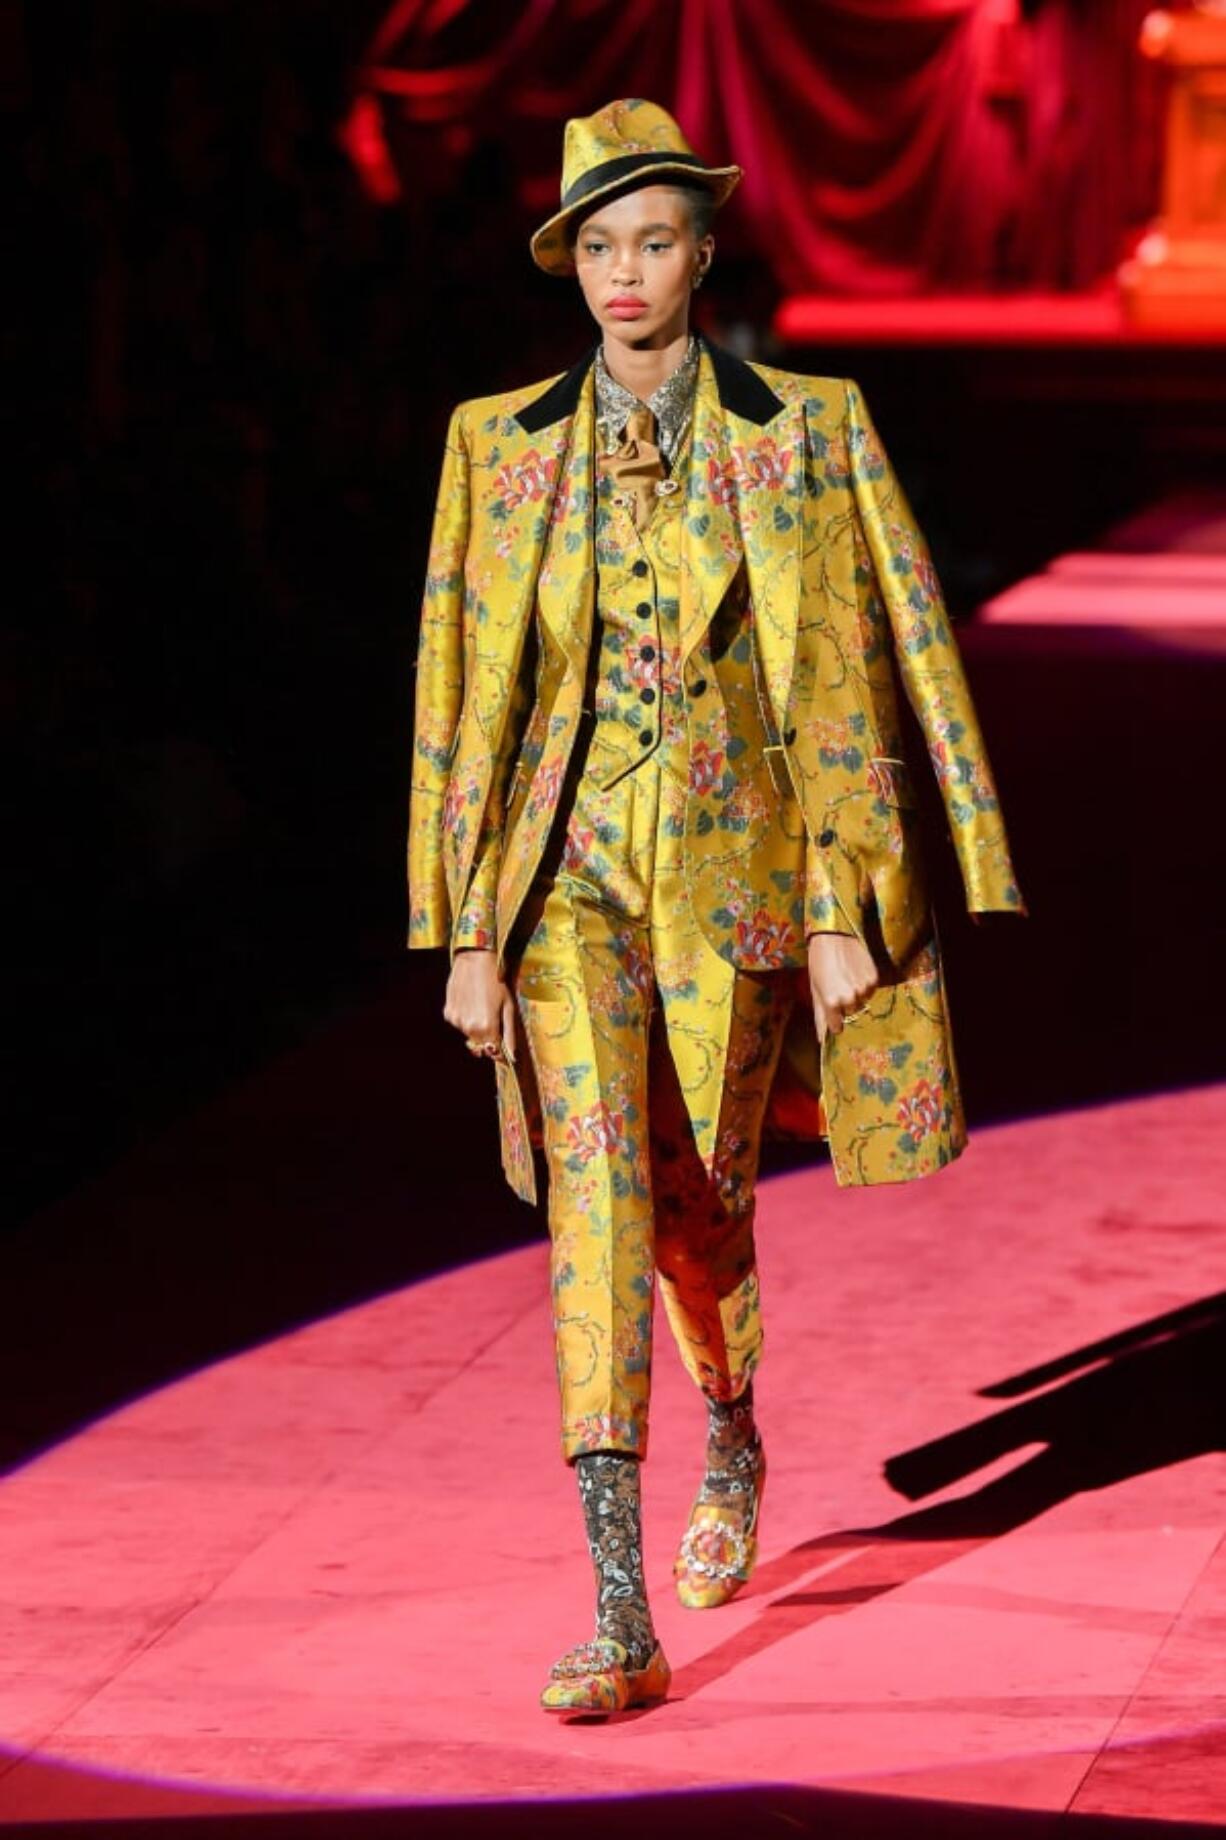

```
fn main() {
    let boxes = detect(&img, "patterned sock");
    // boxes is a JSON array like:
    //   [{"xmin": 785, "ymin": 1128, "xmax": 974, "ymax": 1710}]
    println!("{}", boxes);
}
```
[
  {"xmin": 698, "ymin": 1381, "xmax": 762, "ymax": 1511},
  {"xmin": 574, "ymin": 1451, "xmax": 657, "ymax": 1671}
]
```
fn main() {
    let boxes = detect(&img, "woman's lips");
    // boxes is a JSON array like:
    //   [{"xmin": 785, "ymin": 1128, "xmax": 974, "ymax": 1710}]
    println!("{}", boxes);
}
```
[{"xmin": 607, "ymin": 300, "xmax": 648, "ymax": 319}]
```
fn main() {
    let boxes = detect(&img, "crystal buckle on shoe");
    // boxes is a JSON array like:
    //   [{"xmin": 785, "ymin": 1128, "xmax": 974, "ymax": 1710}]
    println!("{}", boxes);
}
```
[
  {"xmin": 677, "ymin": 1516, "xmax": 751, "ymax": 1581},
  {"xmin": 549, "ymin": 1636, "xmax": 626, "ymax": 1679}
]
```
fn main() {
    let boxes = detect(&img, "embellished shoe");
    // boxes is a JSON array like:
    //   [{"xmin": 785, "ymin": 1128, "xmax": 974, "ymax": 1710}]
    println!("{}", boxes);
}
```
[
  {"xmin": 540, "ymin": 1636, "xmax": 672, "ymax": 1715},
  {"xmin": 674, "ymin": 1436, "xmax": 766, "ymax": 1609}
]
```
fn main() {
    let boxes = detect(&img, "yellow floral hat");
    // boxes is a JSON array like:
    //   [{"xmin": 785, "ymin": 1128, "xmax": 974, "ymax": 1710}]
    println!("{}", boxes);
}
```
[{"xmin": 530, "ymin": 98, "xmax": 741, "ymax": 276}]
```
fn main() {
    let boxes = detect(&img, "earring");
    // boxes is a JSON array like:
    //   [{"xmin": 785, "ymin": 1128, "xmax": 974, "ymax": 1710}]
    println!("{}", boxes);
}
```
[{"xmin": 692, "ymin": 271, "xmax": 705, "ymax": 290}]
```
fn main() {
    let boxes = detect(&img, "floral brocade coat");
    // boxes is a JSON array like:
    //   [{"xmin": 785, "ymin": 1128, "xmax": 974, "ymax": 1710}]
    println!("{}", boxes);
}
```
[{"xmin": 409, "ymin": 339, "xmax": 1023, "ymax": 1192}]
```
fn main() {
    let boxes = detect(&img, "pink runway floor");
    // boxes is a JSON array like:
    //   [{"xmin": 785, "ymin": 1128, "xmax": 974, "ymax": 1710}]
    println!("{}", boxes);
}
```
[{"xmin": 1, "ymin": 1088, "xmax": 1223, "ymax": 1831}]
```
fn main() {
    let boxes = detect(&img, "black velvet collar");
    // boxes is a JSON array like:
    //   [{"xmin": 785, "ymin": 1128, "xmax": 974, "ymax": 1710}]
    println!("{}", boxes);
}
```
[{"xmin": 513, "ymin": 334, "xmax": 785, "ymax": 434}]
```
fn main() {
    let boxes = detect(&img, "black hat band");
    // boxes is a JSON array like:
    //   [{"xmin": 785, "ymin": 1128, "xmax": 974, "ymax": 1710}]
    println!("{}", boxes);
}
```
[{"xmin": 561, "ymin": 149, "xmax": 713, "ymax": 212}]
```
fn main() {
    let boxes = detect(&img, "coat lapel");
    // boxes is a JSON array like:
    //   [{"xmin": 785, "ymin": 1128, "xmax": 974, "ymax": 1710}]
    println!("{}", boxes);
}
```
[
  {"xmin": 447, "ymin": 361, "xmax": 590, "ymax": 911},
  {"xmin": 533, "ymin": 371, "xmax": 597, "ymax": 674},
  {"xmin": 679, "ymin": 351, "xmax": 744, "ymax": 663},
  {"xmin": 681, "ymin": 344, "xmax": 803, "ymax": 739},
  {"xmin": 731, "ymin": 389, "xmax": 806, "ymax": 739}
]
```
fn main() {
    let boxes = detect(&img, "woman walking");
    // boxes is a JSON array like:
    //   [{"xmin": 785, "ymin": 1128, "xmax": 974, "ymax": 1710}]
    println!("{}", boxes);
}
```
[{"xmin": 409, "ymin": 100, "xmax": 1022, "ymax": 1714}]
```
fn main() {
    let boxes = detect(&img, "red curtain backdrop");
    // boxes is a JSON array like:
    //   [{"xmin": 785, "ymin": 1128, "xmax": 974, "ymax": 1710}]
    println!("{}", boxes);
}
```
[{"xmin": 346, "ymin": 0, "xmax": 1162, "ymax": 295}]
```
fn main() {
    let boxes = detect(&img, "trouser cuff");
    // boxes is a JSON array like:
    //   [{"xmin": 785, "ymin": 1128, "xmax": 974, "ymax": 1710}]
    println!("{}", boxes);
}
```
[{"xmin": 561, "ymin": 1411, "xmax": 647, "ymax": 1465}]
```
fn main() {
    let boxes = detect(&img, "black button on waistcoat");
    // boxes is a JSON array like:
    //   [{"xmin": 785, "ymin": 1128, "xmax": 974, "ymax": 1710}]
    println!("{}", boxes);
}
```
[
  {"xmin": 640, "ymin": 644, "xmax": 656, "ymax": 662},
  {"xmin": 636, "ymin": 601, "xmax": 652, "ymax": 618},
  {"xmin": 640, "ymin": 687, "xmax": 655, "ymax": 704},
  {"xmin": 639, "ymin": 729, "xmax": 654, "ymax": 747},
  {"xmin": 632, "ymin": 559, "xmax": 649, "ymax": 578},
  {"xmin": 818, "ymin": 828, "xmax": 835, "ymax": 847},
  {"xmin": 690, "ymin": 677, "xmax": 707, "ymax": 696}
]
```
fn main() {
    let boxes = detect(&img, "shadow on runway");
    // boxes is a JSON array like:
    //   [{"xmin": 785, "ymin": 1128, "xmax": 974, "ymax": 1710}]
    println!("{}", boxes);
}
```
[
  {"xmin": 669, "ymin": 1293, "xmax": 1226, "ymax": 1700},
  {"xmin": 880, "ymin": 1288, "xmax": 1226, "ymax": 1536}
]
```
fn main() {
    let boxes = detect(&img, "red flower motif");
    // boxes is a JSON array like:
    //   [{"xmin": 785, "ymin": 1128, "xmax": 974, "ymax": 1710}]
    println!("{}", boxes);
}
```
[
  {"xmin": 562, "ymin": 823, "xmax": 597, "ymax": 873},
  {"xmin": 625, "ymin": 641, "xmax": 657, "ymax": 692},
  {"xmin": 823, "ymin": 435, "xmax": 851, "ymax": 484},
  {"xmin": 896, "ymin": 1079, "xmax": 942, "ymax": 1141},
  {"xmin": 658, "ymin": 642, "xmax": 682, "ymax": 703},
  {"xmin": 441, "ymin": 775, "xmax": 467, "ymax": 832},
  {"xmin": 857, "ymin": 430, "xmax": 886, "ymax": 474},
  {"xmin": 706, "ymin": 454, "xmax": 741, "ymax": 507},
  {"xmin": 810, "ymin": 714, "xmax": 855, "ymax": 755},
  {"xmin": 689, "ymin": 739, "xmax": 725, "ymax": 795},
  {"xmin": 503, "ymin": 1102, "xmax": 526, "ymax": 1161},
  {"xmin": 494, "ymin": 448, "xmax": 556, "ymax": 509},
  {"xmin": 613, "ymin": 1323, "xmax": 647, "ymax": 1365},
  {"xmin": 737, "ymin": 438, "xmax": 792, "ymax": 489},
  {"xmin": 915, "ymin": 555, "xmax": 940, "ymax": 603},
  {"xmin": 528, "ymin": 755, "xmax": 564, "ymax": 814},
  {"xmin": 618, "ymin": 936, "xmax": 654, "ymax": 996},
  {"xmin": 853, "ymin": 607, "xmax": 880, "ymax": 656},
  {"xmin": 734, "ymin": 907, "xmax": 798, "ymax": 968},
  {"xmin": 888, "ymin": 522, "xmax": 916, "ymax": 570},
  {"xmin": 566, "ymin": 1101, "xmax": 627, "ymax": 1164}
]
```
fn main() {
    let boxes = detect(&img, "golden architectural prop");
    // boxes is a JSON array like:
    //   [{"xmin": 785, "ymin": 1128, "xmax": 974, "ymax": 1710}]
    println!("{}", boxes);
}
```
[{"xmin": 1121, "ymin": 3, "xmax": 1226, "ymax": 326}]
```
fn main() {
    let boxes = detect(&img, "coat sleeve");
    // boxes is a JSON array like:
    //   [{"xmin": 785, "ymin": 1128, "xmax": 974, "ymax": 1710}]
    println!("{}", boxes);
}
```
[
  {"xmin": 802, "ymin": 842, "xmax": 862, "ymax": 938},
  {"xmin": 845, "ymin": 383, "xmax": 1024, "ymax": 916},
  {"xmin": 451, "ymin": 641, "xmax": 535, "ymax": 952},
  {"xmin": 408, "ymin": 405, "xmax": 470, "ymax": 950}
]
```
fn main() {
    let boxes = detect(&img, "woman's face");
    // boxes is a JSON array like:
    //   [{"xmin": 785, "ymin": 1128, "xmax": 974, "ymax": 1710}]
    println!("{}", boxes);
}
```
[{"xmin": 573, "ymin": 185, "xmax": 712, "ymax": 349}]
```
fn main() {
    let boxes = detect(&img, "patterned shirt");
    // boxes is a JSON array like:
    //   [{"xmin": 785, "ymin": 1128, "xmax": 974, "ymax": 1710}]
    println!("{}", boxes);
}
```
[{"xmin": 593, "ymin": 336, "xmax": 699, "ymax": 469}]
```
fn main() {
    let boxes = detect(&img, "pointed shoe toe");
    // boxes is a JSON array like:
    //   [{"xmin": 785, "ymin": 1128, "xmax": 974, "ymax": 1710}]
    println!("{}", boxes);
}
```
[{"xmin": 540, "ymin": 1636, "xmax": 671, "ymax": 1715}]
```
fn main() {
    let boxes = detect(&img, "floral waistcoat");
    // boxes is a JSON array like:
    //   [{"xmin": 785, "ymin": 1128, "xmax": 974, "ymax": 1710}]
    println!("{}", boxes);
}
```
[{"xmin": 583, "ymin": 426, "xmax": 691, "ymax": 786}]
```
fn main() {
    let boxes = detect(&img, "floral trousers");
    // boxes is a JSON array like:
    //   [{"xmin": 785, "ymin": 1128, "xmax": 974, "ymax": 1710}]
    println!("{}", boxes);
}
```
[{"xmin": 510, "ymin": 756, "xmax": 795, "ymax": 1464}]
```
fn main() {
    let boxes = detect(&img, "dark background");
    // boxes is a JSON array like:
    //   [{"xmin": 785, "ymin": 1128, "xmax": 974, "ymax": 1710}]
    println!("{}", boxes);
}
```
[
  {"xmin": 8, "ymin": 0, "xmax": 1225, "ymax": 1242},
  {"xmin": 9, "ymin": 0, "xmax": 589, "ymax": 1228}
]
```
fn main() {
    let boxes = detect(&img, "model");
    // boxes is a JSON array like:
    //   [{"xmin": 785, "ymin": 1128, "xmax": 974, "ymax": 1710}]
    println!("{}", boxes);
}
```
[{"xmin": 408, "ymin": 99, "xmax": 1022, "ymax": 1716}]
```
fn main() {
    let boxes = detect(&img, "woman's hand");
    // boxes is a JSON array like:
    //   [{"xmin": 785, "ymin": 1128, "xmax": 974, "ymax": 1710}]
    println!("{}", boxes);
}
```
[
  {"xmin": 444, "ymin": 948, "xmax": 517, "ymax": 1062},
  {"xmin": 807, "ymin": 931, "xmax": 879, "ymax": 1043}
]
